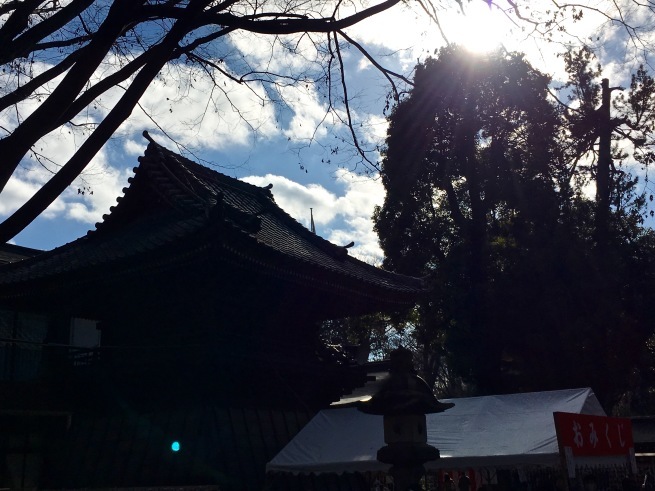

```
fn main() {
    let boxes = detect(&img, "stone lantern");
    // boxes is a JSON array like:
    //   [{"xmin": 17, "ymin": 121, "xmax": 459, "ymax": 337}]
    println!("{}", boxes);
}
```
[{"xmin": 358, "ymin": 347, "xmax": 454, "ymax": 491}]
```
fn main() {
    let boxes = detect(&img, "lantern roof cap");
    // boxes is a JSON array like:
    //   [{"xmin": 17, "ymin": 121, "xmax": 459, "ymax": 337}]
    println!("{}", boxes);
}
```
[{"xmin": 358, "ymin": 347, "xmax": 454, "ymax": 416}]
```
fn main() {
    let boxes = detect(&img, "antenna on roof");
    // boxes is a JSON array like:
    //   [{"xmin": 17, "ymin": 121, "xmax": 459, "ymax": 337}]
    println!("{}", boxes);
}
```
[{"xmin": 310, "ymin": 208, "xmax": 316, "ymax": 234}]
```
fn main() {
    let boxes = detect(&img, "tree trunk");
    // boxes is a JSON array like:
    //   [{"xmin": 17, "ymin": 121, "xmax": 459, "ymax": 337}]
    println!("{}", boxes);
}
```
[
  {"xmin": 0, "ymin": 0, "xmax": 139, "ymax": 194},
  {"xmin": 596, "ymin": 78, "xmax": 612, "ymax": 249},
  {"xmin": 0, "ymin": 0, "xmax": 213, "ymax": 243}
]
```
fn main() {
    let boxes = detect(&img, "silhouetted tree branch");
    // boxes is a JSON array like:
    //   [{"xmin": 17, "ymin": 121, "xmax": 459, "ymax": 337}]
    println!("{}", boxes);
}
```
[
  {"xmin": 0, "ymin": 0, "xmax": 431, "ymax": 242},
  {"xmin": 2, "ymin": 0, "xmax": 653, "ymax": 244}
]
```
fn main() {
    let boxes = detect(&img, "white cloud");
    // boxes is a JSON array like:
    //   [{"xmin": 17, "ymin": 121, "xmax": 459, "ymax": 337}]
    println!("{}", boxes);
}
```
[
  {"xmin": 279, "ymin": 84, "xmax": 330, "ymax": 141},
  {"xmin": 0, "ymin": 175, "xmax": 65, "ymax": 218},
  {"xmin": 65, "ymin": 162, "xmax": 132, "ymax": 224},
  {"xmin": 346, "ymin": 2, "xmax": 434, "ymax": 64},
  {"xmin": 333, "ymin": 168, "xmax": 384, "ymax": 215},
  {"xmin": 359, "ymin": 114, "xmax": 388, "ymax": 147},
  {"xmin": 327, "ymin": 216, "xmax": 383, "ymax": 266},
  {"xmin": 0, "ymin": 127, "xmax": 129, "ymax": 226},
  {"xmin": 225, "ymin": 31, "xmax": 337, "ymax": 143},
  {"xmin": 118, "ymin": 63, "xmax": 279, "ymax": 149},
  {"xmin": 123, "ymin": 138, "xmax": 146, "ymax": 156},
  {"xmin": 1, "ymin": 53, "xmax": 282, "ymax": 156},
  {"xmin": 241, "ymin": 174, "xmax": 338, "ymax": 225},
  {"xmin": 228, "ymin": 29, "xmax": 323, "ymax": 74},
  {"xmin": 242, "ymin": 170, "xmax": 385, "ymax": 265}
]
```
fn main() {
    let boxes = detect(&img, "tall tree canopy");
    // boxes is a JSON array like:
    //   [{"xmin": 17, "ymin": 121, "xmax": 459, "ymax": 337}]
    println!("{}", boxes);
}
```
[{"xmin": 374, "ymin": 46, "xmax": 655, "ymax": 410}]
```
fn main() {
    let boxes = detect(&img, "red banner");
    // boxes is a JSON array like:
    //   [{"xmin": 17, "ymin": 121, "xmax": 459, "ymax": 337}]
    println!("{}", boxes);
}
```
[{"xmin": 553, "ymin": 412, "xmax": 633, "ymax": 457}]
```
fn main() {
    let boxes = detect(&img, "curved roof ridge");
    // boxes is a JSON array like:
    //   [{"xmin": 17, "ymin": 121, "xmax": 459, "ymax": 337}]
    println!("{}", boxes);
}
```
[{"xmin": 143, "ymin": 131, "xmax": 276, "ymax": 203}]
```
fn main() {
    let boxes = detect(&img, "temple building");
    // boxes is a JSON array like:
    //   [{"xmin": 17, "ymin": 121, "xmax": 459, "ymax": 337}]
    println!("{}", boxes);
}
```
[{"xmin": 0, "ymin": 133, "xmax": 425, "ymax": 490}]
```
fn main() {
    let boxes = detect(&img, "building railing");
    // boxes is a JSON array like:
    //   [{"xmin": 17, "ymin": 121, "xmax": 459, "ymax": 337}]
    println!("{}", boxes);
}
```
[
  {"xmin": 67, "ymin": 346, "xmax": 101, "ymax": 367},
  {"xmin": 0, "ymin": 339, "xmax": 101, "ymax": 381}
]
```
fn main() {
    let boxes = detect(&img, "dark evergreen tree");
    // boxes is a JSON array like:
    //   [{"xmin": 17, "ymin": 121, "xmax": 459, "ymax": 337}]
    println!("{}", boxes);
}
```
[{"xmin": 374, "ymin": 46, "xmax": 655, "ymax": 410}]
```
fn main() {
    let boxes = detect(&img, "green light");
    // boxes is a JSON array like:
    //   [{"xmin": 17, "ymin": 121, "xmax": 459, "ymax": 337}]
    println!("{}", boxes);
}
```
[{"xmin": 171, "ymin": 441, "xmax": 180, "ymax": 452}]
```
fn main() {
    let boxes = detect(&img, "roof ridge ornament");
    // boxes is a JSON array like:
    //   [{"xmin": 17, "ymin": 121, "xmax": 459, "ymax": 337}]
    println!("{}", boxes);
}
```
[{"xmin": 142, "ymin": 130, "xmax": 155, "ymax": 143}]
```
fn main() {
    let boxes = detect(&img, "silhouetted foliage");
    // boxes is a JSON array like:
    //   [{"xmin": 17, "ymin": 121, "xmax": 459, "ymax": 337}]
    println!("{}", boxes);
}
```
[{"xmin": 374, "ymin": 46, "xmax": 655, "ymax": 411}]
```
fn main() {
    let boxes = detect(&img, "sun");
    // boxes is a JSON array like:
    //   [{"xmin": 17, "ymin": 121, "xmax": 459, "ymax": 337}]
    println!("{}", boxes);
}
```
[{"xmin": 442, "ymin": 2, "xmax": 515, "ymax": 54}]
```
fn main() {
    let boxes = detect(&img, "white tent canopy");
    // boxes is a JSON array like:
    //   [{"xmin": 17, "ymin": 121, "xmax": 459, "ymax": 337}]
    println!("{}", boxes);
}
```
[{"xmin": 267, "ymin": 388, "xmax": 605, "ymax": 475}]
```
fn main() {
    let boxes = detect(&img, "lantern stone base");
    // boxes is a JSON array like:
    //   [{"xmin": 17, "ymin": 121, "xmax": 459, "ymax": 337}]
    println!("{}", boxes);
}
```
[
  {"xmin": 387, "ymin": 464, "xmax": 427, "ymax": 491},
  {"xmin": 377, "ymin": 442, "xmax": 441, "ymax": 491}
]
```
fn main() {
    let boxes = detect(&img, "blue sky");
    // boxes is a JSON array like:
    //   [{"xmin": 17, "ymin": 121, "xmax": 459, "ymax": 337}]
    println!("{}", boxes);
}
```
[{"xmin": 1, "ymin": 1, "xmax": 652, "ymax": 264}]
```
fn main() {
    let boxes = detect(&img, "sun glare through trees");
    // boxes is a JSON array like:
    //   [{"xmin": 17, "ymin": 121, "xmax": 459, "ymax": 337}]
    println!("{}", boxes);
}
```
[{"xmin": 441, "ymin": 2, "xmax": 514, "ymax": 54}]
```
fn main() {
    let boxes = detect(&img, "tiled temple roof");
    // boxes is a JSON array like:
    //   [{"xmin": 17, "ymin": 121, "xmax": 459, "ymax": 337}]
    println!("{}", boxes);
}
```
[
  {"xmin": 0, "ymin": 133, "xmax": 425, "ymax": 311},
  {"xmin": 0, "ymin": 243, "xmax": 42, "ymax": 265}
]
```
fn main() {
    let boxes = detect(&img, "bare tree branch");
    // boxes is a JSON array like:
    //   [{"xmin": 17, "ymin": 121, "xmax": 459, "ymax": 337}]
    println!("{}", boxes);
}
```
[
  {"xmin": 0, "ymin": 1, "xmax": 25, "ymax": 18},
  {"xmin": 3, "ymin": 0, "xmax": 607, "ymax": 242},
  {"xmin": 0, "ymin": 49, "xmax": 80, "ymax": 114},
  {"xmin": 0, "ymin": 0, "xmax": 95, "ymax": 64},
  {"xmin": 0, "ymin": 0, "xmax": 45, "ymax": 47},
  {"xmin": 0, "ymin": 0, "xmax": 215, "ymax": 243},
  {"xmin": 333, "ymin": 31, "xmax": 379, "ymax": 172},
  {"xmin": 199, "ymin": 0, "xmax": 402, "ymax": 35},
  {"xmin": 0, "ymin": 0, "xmax": 143, "ymax": 193},
  {"xmin": 337, "ymin": 29, "xmax": 413, "ymax": 96}
]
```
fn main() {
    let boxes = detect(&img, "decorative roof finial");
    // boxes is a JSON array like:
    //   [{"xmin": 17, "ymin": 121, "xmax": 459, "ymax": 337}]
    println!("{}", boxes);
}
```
[{"xmin": 310, "ymin": 208, "xmax": 316, "ymax": 234}]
